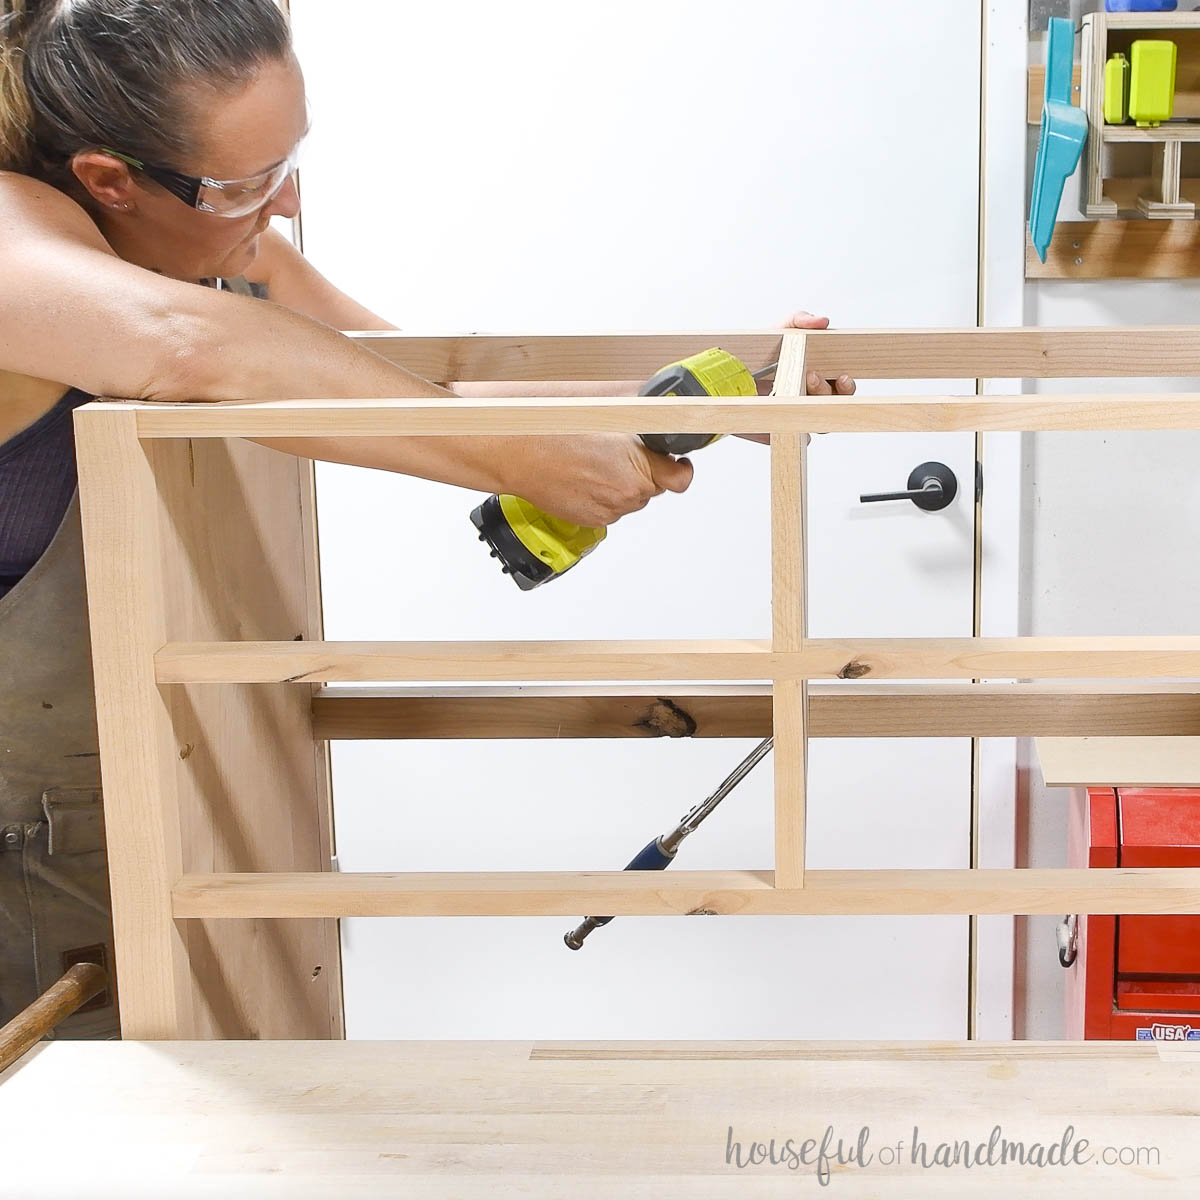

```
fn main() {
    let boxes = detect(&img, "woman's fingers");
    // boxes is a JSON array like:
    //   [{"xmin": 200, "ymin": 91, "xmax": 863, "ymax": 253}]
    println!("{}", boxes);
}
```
[{"xmin": 807, "ymin": 371, "xmax": 856, "ymax": 395}]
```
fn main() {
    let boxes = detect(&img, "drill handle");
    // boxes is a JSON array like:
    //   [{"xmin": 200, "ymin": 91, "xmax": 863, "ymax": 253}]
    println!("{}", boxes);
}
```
[{"xmin": 562, "ymin": 837, "xmax": 676, "ymax": 950}]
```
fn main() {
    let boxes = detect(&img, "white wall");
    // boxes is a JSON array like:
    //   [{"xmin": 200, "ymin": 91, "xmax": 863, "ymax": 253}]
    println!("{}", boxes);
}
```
[{"xmin": 290, "ymin": 0, "xmax": 985, "ymax": 1040}]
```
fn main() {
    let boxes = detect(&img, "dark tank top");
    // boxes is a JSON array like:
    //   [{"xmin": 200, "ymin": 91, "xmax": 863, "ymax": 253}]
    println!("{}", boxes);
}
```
[
  {"xmin": 0, "ymin": 387, "xmax": 92, "ymax": 599},
  {"xmin": 0, "ymin": 276, "xmax": 267, "ymax": 600}
]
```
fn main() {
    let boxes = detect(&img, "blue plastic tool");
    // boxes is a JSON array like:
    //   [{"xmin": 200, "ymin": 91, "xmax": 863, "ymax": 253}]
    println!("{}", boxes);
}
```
[
  {"xmin": 1106, "ymin": 2, "xmax": 1177, "ymax": 12},
  {"xmin": 1030, "ymin": 17, "xmax": 1089, "ymax": 262}
]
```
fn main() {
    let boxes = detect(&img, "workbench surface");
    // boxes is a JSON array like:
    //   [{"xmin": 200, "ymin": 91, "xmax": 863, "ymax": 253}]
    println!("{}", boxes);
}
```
[{"xmin": 2, "ymin": 1040, "xmax": 1197, "ymax": 1197}]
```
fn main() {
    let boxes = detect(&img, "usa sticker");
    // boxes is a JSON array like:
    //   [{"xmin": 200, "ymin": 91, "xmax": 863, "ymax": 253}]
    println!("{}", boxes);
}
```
[{"xmin": 1135, "ymin": 1024, "xmax": 1200, "ymax": 1041}]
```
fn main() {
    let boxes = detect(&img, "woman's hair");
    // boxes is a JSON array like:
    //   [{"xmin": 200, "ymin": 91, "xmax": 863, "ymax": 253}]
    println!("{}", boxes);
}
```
[{"xmin": 0, "ymin": 0, "xmax": 291, "ymax": 186}]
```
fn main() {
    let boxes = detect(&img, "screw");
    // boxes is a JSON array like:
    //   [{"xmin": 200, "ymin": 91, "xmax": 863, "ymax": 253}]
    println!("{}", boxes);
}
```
[{"xmin": 1074, "ymin": 257, "xmax": 1083, "ymax": 265}]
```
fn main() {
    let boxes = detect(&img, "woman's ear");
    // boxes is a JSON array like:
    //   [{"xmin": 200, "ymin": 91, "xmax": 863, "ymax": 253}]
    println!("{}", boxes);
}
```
[{"xmin": 70, "ymin": 151, "xmax": 140, "ymax": 211}]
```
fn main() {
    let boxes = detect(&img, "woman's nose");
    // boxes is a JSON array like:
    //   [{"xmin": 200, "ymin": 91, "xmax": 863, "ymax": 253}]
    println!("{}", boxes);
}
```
[{"xmin": 265, "ymin": 172, "xmax": 301, "ymax": 220}]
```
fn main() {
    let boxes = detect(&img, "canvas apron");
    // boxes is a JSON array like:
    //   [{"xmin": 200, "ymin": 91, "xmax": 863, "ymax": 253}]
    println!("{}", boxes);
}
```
[
  {"xmin": 0, "ymin": 489, "xmax": 116, "ymax": 1037},
  {"xmin": 0, "ymin": 275, "xmax": 260, "ymax": 1038}
]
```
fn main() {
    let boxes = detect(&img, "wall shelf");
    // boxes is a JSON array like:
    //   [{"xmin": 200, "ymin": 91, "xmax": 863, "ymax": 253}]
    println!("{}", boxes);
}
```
[{"xmin": 1083, "ymin": 11, "xmax": 1200, "ymax": 219}]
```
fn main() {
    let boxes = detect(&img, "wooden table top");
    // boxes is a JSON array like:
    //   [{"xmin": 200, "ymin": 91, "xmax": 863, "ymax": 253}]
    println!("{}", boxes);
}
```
[{"xmin": 2, "ymin": 1039, "xmax": 1198, "ymax": 1197}]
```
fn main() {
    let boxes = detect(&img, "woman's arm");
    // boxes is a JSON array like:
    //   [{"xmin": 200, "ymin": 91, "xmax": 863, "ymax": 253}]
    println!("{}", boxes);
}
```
[
  {"xmin": 246, "ymin": 229, "xmax": 646, "ymax": 397},
  {"xmin": 0, "ymin": 175, "xmax": 691, "ymax": 526},
  {"xmin": 246, "ymin": 237, "xmax": 858, "ymax": 418}
]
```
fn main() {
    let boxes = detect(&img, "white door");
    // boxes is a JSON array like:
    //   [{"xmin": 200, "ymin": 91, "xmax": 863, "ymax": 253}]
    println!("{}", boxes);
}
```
[{"xmin": 290, "ymin": 0, "xmax": 981, "ymax": 1039}]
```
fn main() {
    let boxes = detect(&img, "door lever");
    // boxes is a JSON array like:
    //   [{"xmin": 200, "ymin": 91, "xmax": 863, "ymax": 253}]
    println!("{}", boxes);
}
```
[{"xmin": 859, "ymin": 461, "xmax": 957, "ymax": 513}]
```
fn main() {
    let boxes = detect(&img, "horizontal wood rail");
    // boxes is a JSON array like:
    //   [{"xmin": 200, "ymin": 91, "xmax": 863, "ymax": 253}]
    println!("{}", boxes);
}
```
[
  {"xmin": 157, "ymin": 637, "xmax": 1200, "ymax": 685},
  {"xmin": 119, "ymin": 391, "xmax": 1200, "ymax": 438},
  {"xmin": 310, "ymin": 683, "xmax": 1200, "ymax": 740},
  {"xmin": 354, "ymin": 327, "xmax": 1200, "ymax": 381},
  {"xmin": 172, "ymin": 868, "xmax": 1200, "ymax": 919}
]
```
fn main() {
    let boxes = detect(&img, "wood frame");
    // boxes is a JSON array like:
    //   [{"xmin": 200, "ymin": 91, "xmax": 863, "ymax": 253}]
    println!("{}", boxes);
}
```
[{"xmin": 73, "ymin": 326, "xmax": 1200, "ymax": 1040}]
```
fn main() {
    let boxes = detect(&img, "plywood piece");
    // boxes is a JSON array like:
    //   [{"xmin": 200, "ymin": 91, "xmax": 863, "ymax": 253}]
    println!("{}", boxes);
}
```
[
  {"xmin": 1027, "ymin": 219, "xmax": 1200, "ymax": 279},
  {"xmin": 1027, "ymin": 62, "xmax": 1081, "ymax": 124},
  {"xmin": 3, "ymin": 1040, "xmax": 1199, "ymax": 1198},
  {"xmin": 1083, "ymin": 14, "xmax": 1120, "ymax": 217},
  {"xmin": 1138, "ymin": 140, "xmax": 1194, "ymax": 217},
  {"xmin": 173, "ymin": 867, "xmax": 1200, "ymax": 918},
  {"xmin": 1038, "ymin": 735, "xmax": 1200, "ymax": 788}
]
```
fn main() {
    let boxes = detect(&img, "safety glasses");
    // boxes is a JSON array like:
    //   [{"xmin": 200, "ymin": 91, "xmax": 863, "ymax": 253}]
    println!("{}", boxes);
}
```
[{"xmin": 98, "ymin": 143, "xmax": 301, "ymax": 219}]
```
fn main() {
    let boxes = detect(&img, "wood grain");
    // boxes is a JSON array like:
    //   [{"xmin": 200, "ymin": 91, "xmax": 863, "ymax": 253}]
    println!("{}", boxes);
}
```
[
  {"xmin": 1027, "ymin": 62, "xmax": 1081, "ymax": 124},
  {"xmin": 770, "ymin": 334, "xmax": 809, "ymax": 889},
  {"xmin": 1027, "ymin": 220, "xmax": 1200, "ymax": 279},
  {"xmin": 310, "ymin": 683, "xmax": 1200, "ymax": 740},
  {"xmin": 3, "ymin": 1039, "xmax": 1198, "ymax": 1197},
  {"xmin": 156, "ymin": 637, "xmax": 1200, "ymax": 684},
  {"xmin": 1038, "ymin": 735, "xmax": 1200, "ymax": 788},
  {"xmin": 171, "ymin": 867, "xmax": 1200, "ymax": 918},
  {"xmin": 0, "ymin": 965, "xmax": 107, "ymax": 1073},
  {"xmin": 74, "ymin": 408, "xmax": 341, "ymax": 1040}
]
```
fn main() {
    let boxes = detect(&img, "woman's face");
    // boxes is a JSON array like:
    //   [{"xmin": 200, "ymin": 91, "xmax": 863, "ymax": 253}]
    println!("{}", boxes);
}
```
[{"xmin": 76, "ymin": 53, "xmax": 308, "ymax": 281}]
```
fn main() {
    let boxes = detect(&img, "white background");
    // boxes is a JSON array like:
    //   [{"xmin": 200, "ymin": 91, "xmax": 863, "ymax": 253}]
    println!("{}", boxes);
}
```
[{"xmin": 289, "ymin": 0, "xmax": 988, "ymax": 1039}]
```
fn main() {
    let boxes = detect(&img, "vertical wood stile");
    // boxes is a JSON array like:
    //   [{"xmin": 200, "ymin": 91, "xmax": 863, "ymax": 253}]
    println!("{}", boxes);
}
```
[
  {"xmin": 73, "ymin": 408, "xmax": 193, "ymax": 1038},
  {"xmin": 770, "ymin": 334, "xmax": 810, "ymax": 889}
]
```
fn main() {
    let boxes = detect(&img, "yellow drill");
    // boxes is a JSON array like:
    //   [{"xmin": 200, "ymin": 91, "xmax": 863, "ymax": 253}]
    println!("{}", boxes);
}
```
[{"xmin": 469, "ymin": 347, "xmax": 774, "ymax": 589}]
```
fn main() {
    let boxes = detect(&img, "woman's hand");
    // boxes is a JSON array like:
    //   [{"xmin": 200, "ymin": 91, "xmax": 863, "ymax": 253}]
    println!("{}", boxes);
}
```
[
  {"xmin": 738, "ymin": 309, "xmax": 857, "ymax": 444},
  {"xmin": 505, "ymin": 433, "xmax": 694, "ymax": 528}
]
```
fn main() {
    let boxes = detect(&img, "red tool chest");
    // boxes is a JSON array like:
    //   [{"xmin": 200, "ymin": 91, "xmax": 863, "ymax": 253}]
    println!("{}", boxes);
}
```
[{"xmin": 1066, "ymin": 786, "xmax": 1200, "ymax": 1041}]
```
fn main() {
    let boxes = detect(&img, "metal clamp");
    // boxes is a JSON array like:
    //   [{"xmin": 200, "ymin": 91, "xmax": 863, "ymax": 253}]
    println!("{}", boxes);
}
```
[{"xmin": 1056, "ymin": 913, "xmax": 1079, "ymax": 968}]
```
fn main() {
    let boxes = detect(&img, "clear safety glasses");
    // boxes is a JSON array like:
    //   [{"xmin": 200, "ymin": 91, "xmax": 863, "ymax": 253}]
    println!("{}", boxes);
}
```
[{"xmin": 98, "ymin": 143, "xmax": 302, "ymax": 219}]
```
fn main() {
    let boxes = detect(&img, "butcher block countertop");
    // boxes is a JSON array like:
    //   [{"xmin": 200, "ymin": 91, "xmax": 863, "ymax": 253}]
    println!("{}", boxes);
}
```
[{"xmin": 2, "ymin": 1038, "xmax": 1198, "ymax": 1197}]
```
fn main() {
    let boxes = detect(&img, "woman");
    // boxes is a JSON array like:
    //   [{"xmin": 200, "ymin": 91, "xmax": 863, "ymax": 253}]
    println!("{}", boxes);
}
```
[{"xmin": 0, "ymin": 0, "xmax": 854, "ymax": 1037}]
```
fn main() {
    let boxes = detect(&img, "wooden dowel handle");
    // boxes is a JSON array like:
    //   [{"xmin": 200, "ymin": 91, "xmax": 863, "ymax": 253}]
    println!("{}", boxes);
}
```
[{"xmin": 0, "ymin": 963, "xmax": 109, "ymax": 1074}]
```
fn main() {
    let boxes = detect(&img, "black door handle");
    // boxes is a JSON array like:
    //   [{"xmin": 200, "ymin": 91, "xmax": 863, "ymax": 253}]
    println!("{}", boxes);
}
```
[{"xmin": 860, "ymin": 461, "xmax": 958, "ymax": 513}]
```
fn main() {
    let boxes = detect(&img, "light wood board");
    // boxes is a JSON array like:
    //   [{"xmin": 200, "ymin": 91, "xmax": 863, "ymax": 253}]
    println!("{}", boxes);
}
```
[
  {"xmin": 1038, "ymin": 736, "xmax": 1200, "ymax": 788},
  {"xmin": 1, "ymin": 1040, "xmax": 1198, "ymax": 1198}
]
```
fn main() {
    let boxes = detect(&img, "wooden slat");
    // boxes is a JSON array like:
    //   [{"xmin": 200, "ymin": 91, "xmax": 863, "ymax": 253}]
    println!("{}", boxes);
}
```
[
  {"xmin": 1106, "ymin": 124, "xmax": 1200, "ymax": 142},
  {"xmin": 1027, "ymin": 220, "xmax": 1200, "ymax": 280},
  {"xmin": 1026, "ymin": 62, "xmax": 1081, "ymax": 124},
  {"xmin": 93, "ymin": 330, "xmax": 1200, "ymax": 409},
  {"xmin": 309, "ymin": 683, "xmax": 1200, "ymax": 740},
  {"xmin": 355, "ymin": 326, "xmax": 1200, "ymax": 381},
  {"xmin": 771, "ymin": 334, "xmax": 808, "ymax": 888},
  {"xmin": 172, "ymin": 867, "xmax": 1200, "ymax": 918},
  {"xmin": 157, "ymin": 637, "xmax": 1200, "ymax": 685},
  {"xmin": 1082, "ymin": 14, "xmax": 1119, "ymax": 218},
  {"xmin": 126, "ymin": 391, "xmax": 1200, "ymax": 438},
  {"xmin": 74, "ymin": 407, "xmax": 194, "ymax": 1040},
  {"xmin": 1038, "ymin": 735, "xmax": 1200, "ymax": 788}
]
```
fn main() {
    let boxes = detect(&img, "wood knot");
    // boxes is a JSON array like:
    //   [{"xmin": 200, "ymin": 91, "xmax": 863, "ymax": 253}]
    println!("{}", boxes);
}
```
[
  {"xmin": 837, "ymin": 660, "xmax": 871, "ymax": 679},
  {"xmin": 635, "ymin": 698, "xmax": 697, "ymax": 738}
]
